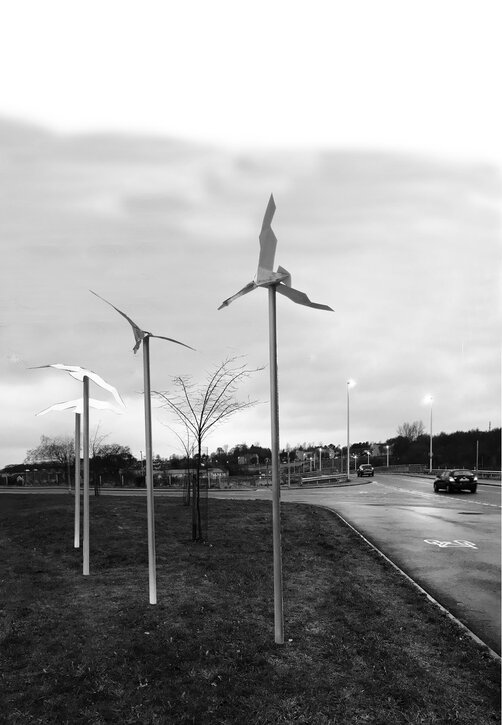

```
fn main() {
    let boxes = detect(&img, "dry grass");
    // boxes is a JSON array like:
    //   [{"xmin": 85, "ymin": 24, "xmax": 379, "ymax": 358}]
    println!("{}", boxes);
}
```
[{"xmin": 0, "ymin": 494, "xmax": 500, "ymax": 724}]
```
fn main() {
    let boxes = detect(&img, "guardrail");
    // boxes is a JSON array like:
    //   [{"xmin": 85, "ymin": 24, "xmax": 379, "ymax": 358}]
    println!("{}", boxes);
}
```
[
  {"xmin": 300, "ymin": 473, "xmax": 348, "ymax": 486},
  {"xmin": 474, "ymin": 471, "xmax": 500, "ymax": 481},
  {"xmin": 427, "ymin": 469, "xmax": 500, "ymax": 481},
  {"xmin": 380, "ymin": 466, "xmax": 500, "ymax": 481}
]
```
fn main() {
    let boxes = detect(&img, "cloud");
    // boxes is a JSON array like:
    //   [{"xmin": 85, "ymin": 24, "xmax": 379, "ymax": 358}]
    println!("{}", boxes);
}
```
[{"xmin": 0, "ymin": 118, "xmax": 500, "ymax": 467}]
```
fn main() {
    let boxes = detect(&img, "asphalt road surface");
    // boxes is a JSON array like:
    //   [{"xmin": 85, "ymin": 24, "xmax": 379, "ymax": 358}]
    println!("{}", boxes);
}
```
[{"xmin": 211, "ymin": 474, "xmax": 501, "ymax": 654}]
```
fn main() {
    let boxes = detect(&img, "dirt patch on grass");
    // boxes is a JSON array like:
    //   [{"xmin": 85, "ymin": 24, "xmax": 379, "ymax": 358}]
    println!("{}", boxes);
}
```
[{"xmin": 0, "ymin": 494, "xmax": 500, "ymax": 724}]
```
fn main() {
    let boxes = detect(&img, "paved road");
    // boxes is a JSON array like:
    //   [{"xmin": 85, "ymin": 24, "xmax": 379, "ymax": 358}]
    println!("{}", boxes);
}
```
[{"xmin": 211, "ymin": 474, "xmax": 501, "ymax": 654}]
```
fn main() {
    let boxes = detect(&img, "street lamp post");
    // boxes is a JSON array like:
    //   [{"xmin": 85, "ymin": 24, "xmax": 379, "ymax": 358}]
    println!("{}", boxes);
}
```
[
  {"xmin": 386, "ymin": 445, "xmax": 390, "ymax": 468},
  {"xmin": 426, "ymin": 395, "xmax": 433, "ymax": 473},
  {"xmin": 424, "ymin": 395, "xmax": 433, "ymax": 473}
]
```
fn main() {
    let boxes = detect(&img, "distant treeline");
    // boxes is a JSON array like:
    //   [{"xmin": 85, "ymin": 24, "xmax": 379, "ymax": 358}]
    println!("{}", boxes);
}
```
[
  {"xmin": 1, "ymin": 429, "xmax": 499, "ymax": 484},
  {"xmin": 386, "ymin": 428, "xmax": 500, "ymax": 470}
]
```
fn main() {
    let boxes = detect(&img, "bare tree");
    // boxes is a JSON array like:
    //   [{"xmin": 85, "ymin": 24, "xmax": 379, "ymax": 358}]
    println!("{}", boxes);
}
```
[
  {"xmin": 89, "ymin": 424, "xmax": 110, "ymax": 495},
  {"xmin": 154, "ymin": 356, "xmax": 263, "ymax": 541},
  {"xmin": 25, "ymin": 435, "xmax": 74, "ymax": 467},
  {"xmin": 397, "ymin": 421, "xmax": 425, "ymax": 441},
  {"xmin": 164, "ymin": 424, "xmax": 197, "ymax": 506},
  {"xmin": 89, "ymin": 423, "xmax": 110, "ymax": 458},
  {"xmin": 25, "ymin": 427, "xmax": 113, "ymax": 489},
  {"xmin": 25, "ymin": 435, "xmax": 75, "ymax": 484}
]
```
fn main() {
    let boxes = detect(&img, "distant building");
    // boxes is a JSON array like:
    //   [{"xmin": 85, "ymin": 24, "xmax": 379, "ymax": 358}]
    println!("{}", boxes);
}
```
[{"xmin": 237, "ymin": 454, "xmax": 259, "ymax": 466}]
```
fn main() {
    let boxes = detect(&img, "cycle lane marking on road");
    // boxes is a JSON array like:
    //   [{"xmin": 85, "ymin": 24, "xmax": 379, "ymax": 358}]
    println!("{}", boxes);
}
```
[{"xmin": 424, "ymin": 539, "xmax": 478, "ymax": 549}]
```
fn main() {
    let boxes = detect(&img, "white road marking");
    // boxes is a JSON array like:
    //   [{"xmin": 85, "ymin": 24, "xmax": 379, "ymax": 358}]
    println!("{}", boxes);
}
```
[{"xmin": 424, "ymin": 539, "xmax": 478, "ymax": 549}]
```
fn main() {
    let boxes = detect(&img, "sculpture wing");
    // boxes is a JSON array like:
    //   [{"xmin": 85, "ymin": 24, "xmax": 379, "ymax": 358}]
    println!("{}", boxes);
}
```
[
  {"xmin": 150, "ymin": 334, "xmax": 196, "ymax": 351},
  {"xmin": 218, "ymin": 281, "xmax": 257, "ymax": 310},
  {"xmin": 30, "ymin": 363, "xmax": 89, "ymax": 380},
  {"xmin": 256, "ymin": 194, "xmax": 277, "ymax": 283},
  {"xmin": 29, "ymin": 363, "xmax": 83, "ymax": 374},
  {"xmin": 84, "ymin": 370, "xmax": 126, "ymax": 408},
  {"xmin": 36, "ymin": 399, "xmax": 81, "ymax": 415},
  {"xmin": 276, "ymin": 283, "xmax": 333, "ymax": 311},
  {"xmin": 29, "ymin": 363, "xmax": 125, "ymax": 408},
  {"xmin": 90, "ymin": 290, "xmax": 146, "ymax": 353},
  {"xmin": 88, "ymin": 398, "xmax": 124, "ymax": 413},
  {"xmin": 36, "ymin": 397, "xmax": 124, "ymax": 415}
]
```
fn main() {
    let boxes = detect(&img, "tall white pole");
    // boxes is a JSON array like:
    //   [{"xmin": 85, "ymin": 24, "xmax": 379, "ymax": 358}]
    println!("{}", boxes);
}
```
[
  {"xmin": 83, "ymin": 377, "xmax": 90, "ymax": 575},
  {"xmin": 143, "ymin": 336, "xmax": 157, "ymax": 605},
  {"xmin": 74, "ymin": 412, "xmax": 81, "ymax": 548},
  {"xmin": 268, "ymin": 285, "xmax": 284, "ymax": 644},
  {"xmin": 346, "ymin": 382, "xmax": 350, "ymax": 478}
]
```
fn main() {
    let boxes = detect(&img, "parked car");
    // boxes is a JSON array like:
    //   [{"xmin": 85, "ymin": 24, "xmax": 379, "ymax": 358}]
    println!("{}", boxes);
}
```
[
  {"xmin": 357, "ymin": 464, "xmax": 374, "ymax": 478},
  {"xmin": 433, "ymin": 469, "xmax": 477, "ymax": 494}
]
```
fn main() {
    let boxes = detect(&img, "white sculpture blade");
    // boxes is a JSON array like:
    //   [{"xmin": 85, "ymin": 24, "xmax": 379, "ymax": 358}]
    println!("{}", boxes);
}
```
[
  {"xmin": 276, "ymin": 283, "xmax": 334, "ymax": 311},
  {"xmin": 90, "ymin": 290, "xmax": 195, "ymax": 353},
  {"xmin": 218, "ymin": 281, "xmax": 257, "ymax": 310},
  {"xmin": 90, "ymin": 290, "xmax": 147, "ymax": 352},
  {"xmin": 149, "ymin": 334, "xmax": 194, "ymax": 347},
  {"xmin": 30, "ymin": 363, "xmax": 125, "ymax": 408},
  {"xmin": 256, "ymin": 194, "xmax": 278, "ymax": 282},
  {"xmin": 255, "ymin": 194, "xmax": 289, "ymax": 286},
  {"xmin": 36, "ymin": 398, "xmax": 124, "ymax": 416}
]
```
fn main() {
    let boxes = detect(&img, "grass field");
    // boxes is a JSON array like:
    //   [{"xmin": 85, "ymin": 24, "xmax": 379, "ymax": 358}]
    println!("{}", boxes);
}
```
[{"xmin": 0, "ymin": 493, "xmax": 500, "ymax": 724}]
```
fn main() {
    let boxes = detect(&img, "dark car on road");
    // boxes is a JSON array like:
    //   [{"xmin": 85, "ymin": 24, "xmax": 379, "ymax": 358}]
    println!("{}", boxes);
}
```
[
  {"xmin": 433, "ymin": 469, "xmax": 478, "ymax": 494},
  {"xmin": 357, "ymin": 464, "xmax": 374, "ymax": 478}
]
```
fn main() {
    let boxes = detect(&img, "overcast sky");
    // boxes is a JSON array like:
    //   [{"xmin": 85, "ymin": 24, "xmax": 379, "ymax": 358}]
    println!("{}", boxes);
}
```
[{"xmin": 1, "ymin": 1, "xmax": 500, "ymax": 467}]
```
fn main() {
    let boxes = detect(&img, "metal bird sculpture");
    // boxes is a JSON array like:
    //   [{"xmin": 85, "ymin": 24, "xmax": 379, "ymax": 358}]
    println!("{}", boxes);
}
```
[
  {"xmin": 218, "ymin": 194, "xmax": 333, "ymax": 645},
  {"xmin": 29, "ymin": 363, "xmax": 125, "ymax": 408},
  {"xmin": 30, "ymin": 362, "xmax": 124, "ymax": 574},
  {"xmin": 90, "ymin": 289, "xmax": 194, "ymax": 606},
  {"xmin": 218, "ymin": 194, "xmax": 333, "ymax": 312},
  {"xmin": 36, "ymin": 398, "xmax": 124, "ymax": 416},
  {"xmin": 90, "ymin": 290, "xmax": 195, "ymax": 353},
  {"xmin": 35, "ymin": 396, "xmax": 122, "ymax": 549}
]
